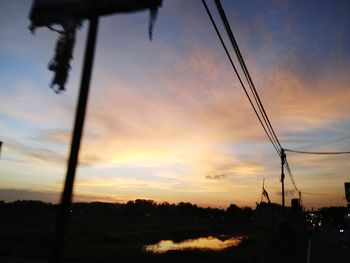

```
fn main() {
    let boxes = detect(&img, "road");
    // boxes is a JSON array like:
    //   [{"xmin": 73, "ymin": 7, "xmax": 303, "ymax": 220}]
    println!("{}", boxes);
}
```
[{"xmin": 310, "ymin": 226, "xmax": 349, "ymax": 263}]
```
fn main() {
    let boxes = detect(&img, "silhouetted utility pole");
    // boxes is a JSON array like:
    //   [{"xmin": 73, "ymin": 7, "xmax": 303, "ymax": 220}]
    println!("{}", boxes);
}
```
[
  {"xmin": 281, "ymin": 148, "xmax": 286, "ymax": 211},
  {"xmin": 52, "ymin": 16, "xmax": 99, "ymax": 263},
  {"xmin": 28, "ymin": 1, "xmax": 162, "ymax": 262}
]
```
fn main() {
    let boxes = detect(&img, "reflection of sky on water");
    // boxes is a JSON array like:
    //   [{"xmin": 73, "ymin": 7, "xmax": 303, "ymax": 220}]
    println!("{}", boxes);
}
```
[{"xmin": 144, "ymin": 236, "xmax": 245, "ymax": 253}]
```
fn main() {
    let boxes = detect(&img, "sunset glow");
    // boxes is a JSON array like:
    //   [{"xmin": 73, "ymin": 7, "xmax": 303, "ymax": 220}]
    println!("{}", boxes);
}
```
[{"xmin": 1, "ymin": 0, "xmax": 350, "ymax": 209}]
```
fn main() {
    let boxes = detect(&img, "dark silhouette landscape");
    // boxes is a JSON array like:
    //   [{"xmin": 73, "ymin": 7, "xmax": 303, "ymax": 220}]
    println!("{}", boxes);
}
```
[{"xmin": 3, "ymin": 199, "xmax": 347, "ymax": 263}]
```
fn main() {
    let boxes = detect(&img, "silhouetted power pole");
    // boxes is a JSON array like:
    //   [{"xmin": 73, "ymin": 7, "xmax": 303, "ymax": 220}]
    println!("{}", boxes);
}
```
[
  {"xmin": 281, "ymin": 148, "xmax": 286, "ymax": 211},
  {"xmin": 53, "ymin": 16, "xmax": 99, "ymax": 263},
  {"xmin": 29, "ymin": 1, "xmax": 162, "ymax": 262}
]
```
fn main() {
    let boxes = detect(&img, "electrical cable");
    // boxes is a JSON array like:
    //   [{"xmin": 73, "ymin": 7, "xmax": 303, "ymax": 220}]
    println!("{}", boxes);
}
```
[
  {"xmin": 285, "ymin": 149, "xmax": 350, "ymax": 155},
  {"xmin": 285, "ymin": 159, "xmax": 299, "ymax": 193},
  {"xmin": 202, "ymin": 0, "xmax": 281, "ymax": 157},
  {"xmin": 285, "ymin": 158, "xmax": 304, "ymax": 207},
  {"xmin": 202, "ymin": 1, "xmax": 309, "ymax": 207},
  {"xmin": 214, "ymin": 0, "xmax": 282, "ymax": 152},
  {"xmin": 295, "ymin": 135, "xmax": 350, "ymax": 150}
]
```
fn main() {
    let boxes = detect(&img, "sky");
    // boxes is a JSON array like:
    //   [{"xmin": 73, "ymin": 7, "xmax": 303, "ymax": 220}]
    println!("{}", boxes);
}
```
[{"xmin": 0, "ymin": 0, "xmax": 350, "ymax": 209}]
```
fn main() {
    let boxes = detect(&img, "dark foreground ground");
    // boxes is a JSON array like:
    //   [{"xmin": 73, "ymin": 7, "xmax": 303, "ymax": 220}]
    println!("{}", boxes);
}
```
[
  {"xmin": 310, "ymin": 225, "xmax": 350, "ymax": 263},
  {"xmin": 0, "ymin": 201, "xmax": 307, "ymax": 263}
]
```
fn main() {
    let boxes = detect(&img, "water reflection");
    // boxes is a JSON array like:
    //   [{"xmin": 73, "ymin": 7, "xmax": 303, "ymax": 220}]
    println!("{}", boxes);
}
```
[{"xmin": 144, "ymin": 235, "xmax": 245, "ymax": 253}]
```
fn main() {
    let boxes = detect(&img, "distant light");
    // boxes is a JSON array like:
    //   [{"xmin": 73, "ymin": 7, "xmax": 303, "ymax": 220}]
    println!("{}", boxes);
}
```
[
  {"xmin": 340, "ymin": 229, "xmax": 344, "ymax": 233},
  {"xmin": 318, "ymin": 222, "xmax": 321, "ymax": 226}
]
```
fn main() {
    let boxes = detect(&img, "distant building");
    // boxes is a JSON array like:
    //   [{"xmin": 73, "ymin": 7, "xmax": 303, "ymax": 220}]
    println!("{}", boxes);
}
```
[
  {"xmin": 291, "ymin": 198, "xmax": 301, "ymax": 212},
  {"xmin": 345, "ymin": 182, "xmax": 350, "ymax": 204}
]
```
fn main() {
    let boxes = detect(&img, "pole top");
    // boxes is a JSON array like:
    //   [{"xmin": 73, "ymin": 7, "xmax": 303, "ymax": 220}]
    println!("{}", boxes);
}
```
[{"xmin": 29, "ymin": 0, "xmax": 163, "ymax": 29}]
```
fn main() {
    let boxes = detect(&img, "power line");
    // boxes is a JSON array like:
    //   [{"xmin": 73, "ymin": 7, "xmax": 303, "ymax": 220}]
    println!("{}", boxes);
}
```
[
  {"xmin": 202, "ymin": 0, "xmax": 307, "ymax": 209},
  {"xmin": 285, "ymin": 158, "xmax": 304, "ymax": 208},
  {"xmin": 203, "ymin": 0, "xmax": 350, "ymax": 209},
  {"xmin": 213, "ymin": 0, "xmax": 282, "ymax": 153},
  {"xmin": 285, "ymin": 159, "xmax": 299, "ymax": 193},
  {"xmin": 295, "ymin": 135, "xmax": 350, "ymax": 150},
  {"xmin": 285, "ymin": 149, "xmax": 350, "ymax": 155},
  {"xmin": 202, "ymin": 0, "xmax": 281, "ymax": 157},
  {"xmin": 202, "ymin": 0, "xmax": 281, "ymax": 156}
]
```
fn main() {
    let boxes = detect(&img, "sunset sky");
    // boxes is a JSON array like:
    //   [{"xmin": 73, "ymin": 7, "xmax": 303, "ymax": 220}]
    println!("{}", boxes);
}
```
[{"xmin": 1, "ymin": 0, "xmax": 349, "ymax": 209}]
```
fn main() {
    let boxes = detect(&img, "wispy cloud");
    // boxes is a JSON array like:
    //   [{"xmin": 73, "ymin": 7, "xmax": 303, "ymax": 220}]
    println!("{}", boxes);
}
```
[{"xmin": 205, "ymin": 174, "xmax": 226, "ymax": 180}]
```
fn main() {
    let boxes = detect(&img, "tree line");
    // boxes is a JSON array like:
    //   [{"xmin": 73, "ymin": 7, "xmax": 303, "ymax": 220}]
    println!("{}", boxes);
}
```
[{"xmin": 0, "ymin": 199, "xmax": 253, "ymax": 221}]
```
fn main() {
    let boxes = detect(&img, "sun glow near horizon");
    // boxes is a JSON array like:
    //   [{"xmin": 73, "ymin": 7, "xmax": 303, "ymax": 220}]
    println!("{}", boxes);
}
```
[{"xmin": 1, "ymin": 0, "xmax": 350, "ymax": 210}]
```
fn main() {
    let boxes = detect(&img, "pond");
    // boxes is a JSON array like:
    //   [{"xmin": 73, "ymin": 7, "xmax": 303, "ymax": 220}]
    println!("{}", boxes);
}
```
[{"xmin": 144, "ymin": 235, "xmax": 245, "ymax": 253}]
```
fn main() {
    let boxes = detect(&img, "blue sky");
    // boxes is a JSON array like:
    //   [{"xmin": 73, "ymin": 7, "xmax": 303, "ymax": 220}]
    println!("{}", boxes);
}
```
[{"xmin": 1, "ymin": 0, "xmax": 350, "ymax": 209}]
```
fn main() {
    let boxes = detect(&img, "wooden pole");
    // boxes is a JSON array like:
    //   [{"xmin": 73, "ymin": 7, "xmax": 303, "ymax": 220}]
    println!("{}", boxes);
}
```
[
  {"xmin": 52, "ymin": 16, "xmax": 99, "ymax": 263},
  {"xmin": 281, "ymin": 149, "xmax": 286, "ymax": 211}
]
